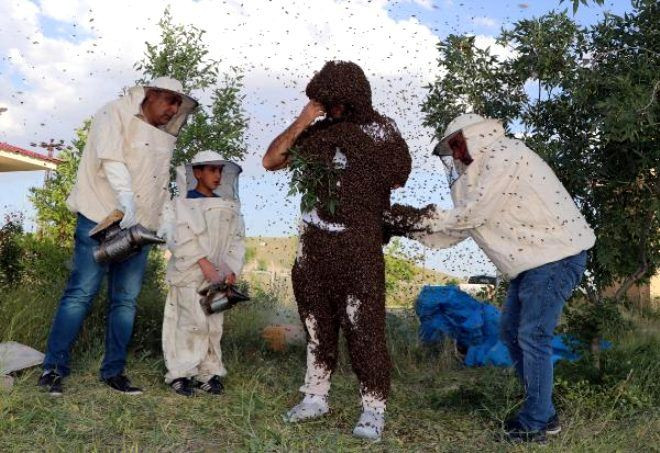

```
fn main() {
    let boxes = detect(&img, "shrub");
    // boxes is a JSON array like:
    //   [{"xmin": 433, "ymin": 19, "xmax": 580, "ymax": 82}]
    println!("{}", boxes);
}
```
[{"xmin": 0, "ymin": 212, "xmax": 25, "ymax": 287}]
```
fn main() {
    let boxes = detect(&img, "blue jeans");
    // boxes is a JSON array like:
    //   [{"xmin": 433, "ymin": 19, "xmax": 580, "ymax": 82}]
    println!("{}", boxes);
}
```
[
  {"xmin": 500, "ymin": 250, "xmax": 587, "ymax": 431},
  {"xmin": 43, "ymin": 214, "xmax": 150, "ymax": 379}
]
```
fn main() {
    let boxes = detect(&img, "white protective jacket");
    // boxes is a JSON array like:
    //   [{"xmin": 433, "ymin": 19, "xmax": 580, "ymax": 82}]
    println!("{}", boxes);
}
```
[
  {"xmin": 67, "ymin": 77, "xmax": 197, "ymax": 231},
  {"xmin": 165, "ymin": 151, "xmax": 246, "ymax": 287},
  {"xmin": 415, "ymin": 114, "xmax": 596, "ymax": 278}
]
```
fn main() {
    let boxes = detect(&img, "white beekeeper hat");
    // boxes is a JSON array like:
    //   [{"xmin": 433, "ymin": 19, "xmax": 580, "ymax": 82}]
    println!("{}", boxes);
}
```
[
  {"xmin": 143, "ymin": 76, "xmax": 199, "ymax": 136},
  {"xmin": 433, "ymin": 113, "xmax": 490, "ymax": 156},
  {"xmin": 185, "ymin": 150, "xmax": 242, "ymax": 201}
]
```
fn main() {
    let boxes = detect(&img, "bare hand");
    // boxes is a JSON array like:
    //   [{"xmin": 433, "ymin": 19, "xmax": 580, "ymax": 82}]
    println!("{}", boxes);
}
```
[
  {"xmin": 263, "ymin": 100, "xmax": 325, "ymax": 171},
  {"xmin": 298, "ymin": 100, "xmax": 325, "ymax": 126},
  {"xmin": 224, "ymin": 273, "xmax": 237, "ymax": 286},
  {"xmin": 198, "ymin": 258, "xmax": 223, "ymax": 284}
]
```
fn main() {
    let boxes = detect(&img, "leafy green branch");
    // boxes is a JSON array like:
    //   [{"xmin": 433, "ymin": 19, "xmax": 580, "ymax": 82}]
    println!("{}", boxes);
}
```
[{"xmin": 287, "ymin": 147, "xmax": 340, "ymax": 215}]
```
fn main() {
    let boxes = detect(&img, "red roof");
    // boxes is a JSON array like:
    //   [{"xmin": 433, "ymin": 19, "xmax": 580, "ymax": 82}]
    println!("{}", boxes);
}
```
[{"xmin": 0, "ymin": 142, "xmax": 62, "ymax": 164}]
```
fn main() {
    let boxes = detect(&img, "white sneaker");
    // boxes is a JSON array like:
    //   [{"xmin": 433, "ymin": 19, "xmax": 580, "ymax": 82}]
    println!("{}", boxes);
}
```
[
  {"xmin": 352, "ymin": 409, "xmax": 385, "ymax": 441},
  {"xmin": 283, "ymin": 394, "xmax": 329, "ymax": 423}
]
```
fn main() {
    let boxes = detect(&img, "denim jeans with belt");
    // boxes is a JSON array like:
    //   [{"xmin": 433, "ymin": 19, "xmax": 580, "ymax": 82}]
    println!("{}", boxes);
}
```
[
  {"xmin": 43, "ymin": 214, "xmax": 150, "ymax": 379},
  {"xmin": 500, "ymin": 250, "xmax": 587, "ymax": 431}
]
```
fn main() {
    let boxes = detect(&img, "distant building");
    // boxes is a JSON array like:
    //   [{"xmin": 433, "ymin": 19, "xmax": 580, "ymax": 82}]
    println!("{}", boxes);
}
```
[{"xmin": 0, "ymin": 142, "xmax": 60, "ymax": 172}]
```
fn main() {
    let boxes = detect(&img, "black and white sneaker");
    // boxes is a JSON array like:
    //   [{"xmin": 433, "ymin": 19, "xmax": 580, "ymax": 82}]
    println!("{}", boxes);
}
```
[
  {"xmin": 197, "ymin": 375, "xmax": 224, "ymax": 395},
  {"xmin": 37, "ymin": 370, "xmax": 63, "ymax": 396},
  {"xmin": 170, "ymin": 377, "xmax": 195, "ymax": 397},
  {"xmin": 545, "ymin": 414, "xmax": 561, "ymax": 435},
  {"xmin": 102, "ymin": 374, "xmax": 143, "ymax": 395},
  {"xmin": 502, "ymin": 419, "xmax": 547, "ymax": 444}
]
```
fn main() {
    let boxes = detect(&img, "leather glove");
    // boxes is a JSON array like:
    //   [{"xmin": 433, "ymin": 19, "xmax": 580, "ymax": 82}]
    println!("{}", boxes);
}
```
[{"xmin": 117, "ymin": 191, "xmax": 139, "ymax": 229}]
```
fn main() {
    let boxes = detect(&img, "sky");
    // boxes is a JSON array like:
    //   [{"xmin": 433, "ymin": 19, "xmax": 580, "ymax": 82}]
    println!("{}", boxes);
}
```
[{"xmin": 0, "ymin": 0, "xmax": 633, "ymax": 277}]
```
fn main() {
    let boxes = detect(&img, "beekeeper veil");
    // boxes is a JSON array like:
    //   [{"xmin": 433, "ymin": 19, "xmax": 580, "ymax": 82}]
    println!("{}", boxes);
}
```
[
  {"xmin": 181, "ymin": 150, "xmax": 242, "ymax": 202},
  {"xmin": 432, "ymin": 113, "xmax": 493, "ymax": 187},
  {"xmin": 126, "ymin": 76, "xmax": 198, "ymax": 137}
]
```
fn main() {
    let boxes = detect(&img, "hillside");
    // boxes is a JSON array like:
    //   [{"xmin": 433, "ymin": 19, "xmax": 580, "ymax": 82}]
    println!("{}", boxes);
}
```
[
  {"xmin": 242, "ymin": 236, "xmax": 460, "ymax": 307},
  {"xmin": 244, "ymin": 236, "xmax": 457, "ymax": 284}
]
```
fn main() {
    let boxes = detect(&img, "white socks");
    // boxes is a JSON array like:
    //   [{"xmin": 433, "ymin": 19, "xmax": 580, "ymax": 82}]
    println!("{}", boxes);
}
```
[
  {"xmin": 283, "ymin": 393, "xmax": 329, "ymax": 423},
  {"xmin": 353, "ymin": 408, "xmax": 385, "ymax": 441}
]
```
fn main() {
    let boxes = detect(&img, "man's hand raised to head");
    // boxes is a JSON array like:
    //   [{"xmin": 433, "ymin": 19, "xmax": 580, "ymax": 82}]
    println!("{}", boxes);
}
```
[
  {"xmin": 262, "ymin": 100, "xmax": 325, "ymax": 171},
  {"xmin": 298, "ymin": 100, "xmax": 325, "ymax": 126}
]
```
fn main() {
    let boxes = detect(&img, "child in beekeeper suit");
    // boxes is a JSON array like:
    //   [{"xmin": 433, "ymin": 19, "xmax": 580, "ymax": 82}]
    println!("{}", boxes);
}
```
[{"xmin": 161, "ymin": 150, "xmax": 245, "ymax": 397}]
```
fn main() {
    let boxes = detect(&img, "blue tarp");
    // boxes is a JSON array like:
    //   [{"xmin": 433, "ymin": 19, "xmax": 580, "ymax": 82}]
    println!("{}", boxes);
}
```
[{"xmin": 415, "ymin": 285, "xmax": 584, "ymax": 367}]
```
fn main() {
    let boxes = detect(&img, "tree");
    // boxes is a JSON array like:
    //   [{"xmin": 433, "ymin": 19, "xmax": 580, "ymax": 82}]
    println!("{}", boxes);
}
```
[
  {"xmin": 384, "ymin": 239, "xmax": 422, "ymax": 306},
  {"xmin": 134, "ymin": 7, "xmax": 247, "ymax": 166},
  {"xmin": 422, "ymin": 1, "xmax": 659, "ymax": 351},
  {"xmin": 385, "ymin": 239, "xmax": 417, "ymax": 292},
  {"xmin": 0, "ymin": 212, "xmax": 25, "ymax": 286},
  {"xmin": 29, "ymin": 123, "xmax": 89, "ymax": 243},
  {"xmin": 560, "ymin": 0, "xmax": 605, "ymax": 15},
  {"xmin": 31, "ymin": 8, "xmax": 248, "ymax": 240}
]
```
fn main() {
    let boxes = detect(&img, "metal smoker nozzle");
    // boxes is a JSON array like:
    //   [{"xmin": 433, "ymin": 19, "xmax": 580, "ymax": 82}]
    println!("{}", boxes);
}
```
[{"xmin": 93, "ymin": 224, "xmax": 165, "ymax": 264}]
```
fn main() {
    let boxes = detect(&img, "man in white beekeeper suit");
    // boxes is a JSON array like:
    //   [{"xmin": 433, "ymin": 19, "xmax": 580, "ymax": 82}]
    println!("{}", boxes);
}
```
[
  {"xmin": 39, "ymin": 77, "xmax": 197, "ymax": 396},
  {"xmin": 389, "ymin": 113, "xmax": 596, "ymax": 443},
  {"xmin": 161, "ymin": 150, "xmax": 245, "ymax": 397}
]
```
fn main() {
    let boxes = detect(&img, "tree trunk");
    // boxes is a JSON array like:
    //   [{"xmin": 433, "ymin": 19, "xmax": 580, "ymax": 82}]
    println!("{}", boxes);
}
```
[
  {"xmin": 590, "ymin": 336, "xmax": 601, "ymax": 369},
  {"xmin": 584, "ymin": 283, "xmax": 604, "ymax": 369},
  {"xmin": 614, "ymin": 210, "xmax": 654, "ymax": 302}
]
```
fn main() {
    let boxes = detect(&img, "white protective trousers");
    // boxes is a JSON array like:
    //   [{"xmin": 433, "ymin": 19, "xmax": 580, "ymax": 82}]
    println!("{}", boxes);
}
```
[{"xmin": 163, "ymin": 286, "xmax": 226, "ymax": 383}]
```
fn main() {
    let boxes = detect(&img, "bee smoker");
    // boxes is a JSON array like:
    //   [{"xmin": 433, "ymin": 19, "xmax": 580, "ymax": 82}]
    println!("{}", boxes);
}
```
[
  {"xmin": 198, "ymin": 282, "xmax": 250, "ymax": 315},
  {"xmin": 89, "ymin": 210, "xmax": 165, "ymax": 264}
]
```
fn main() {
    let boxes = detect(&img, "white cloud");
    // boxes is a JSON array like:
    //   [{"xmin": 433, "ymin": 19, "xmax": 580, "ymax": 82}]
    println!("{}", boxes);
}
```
[
  {"xmin": 411, "ymin": 0, "xmax": 434, "ymax": 9},
  {"xmin": 0, "ymin": 0, "xmax": 445, "ymax": 174},
  {"xmin": 472, "ymin": 16, "xmax": 498, "ymax": 28},
  {"xmin": 0, "ymin": 108, "xmax": 24, "ymax": 137},
  {"xmin": 38, "ymin": 0, "xmax": 87, "ymax": 22},
  {"xmin": 473, "ymin": 34, "xmax": 517, "ymax": 61},
  {"xmin": 389, "ymin": 0, "xmax": 436, "ymax": 9}
]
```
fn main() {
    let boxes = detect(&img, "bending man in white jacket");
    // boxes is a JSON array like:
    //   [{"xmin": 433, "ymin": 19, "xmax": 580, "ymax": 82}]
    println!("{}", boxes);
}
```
[
  {"xmin": 39, "ymin": 77, "xmax": 197, "ymax": 396},
  {"xmin": 388, "ymin": 114, "xmax": 596, "ymax": 443},
  {"xmin": 162, "ymin": 151, "xmax": 245, "ymax": 397}
]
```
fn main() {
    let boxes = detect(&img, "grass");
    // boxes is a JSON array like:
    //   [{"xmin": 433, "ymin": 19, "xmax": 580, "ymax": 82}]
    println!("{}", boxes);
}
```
[
  {"xmin": 1, "ymin": 240, "xmax": 659, "ymax": 452},
  {"xmin": 2, "ymin": 303, "xmax": 659, "ymax": 452}
]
